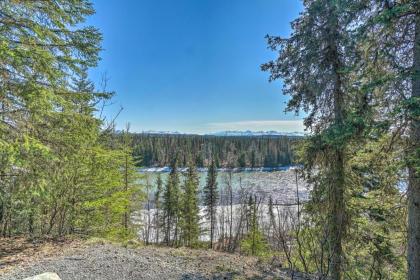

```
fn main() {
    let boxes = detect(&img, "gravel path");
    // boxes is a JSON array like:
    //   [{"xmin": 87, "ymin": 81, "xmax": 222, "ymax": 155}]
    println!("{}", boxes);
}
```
[{"xmin": 0, "ymin": 242, "xmax": 301, "ymax": 280}]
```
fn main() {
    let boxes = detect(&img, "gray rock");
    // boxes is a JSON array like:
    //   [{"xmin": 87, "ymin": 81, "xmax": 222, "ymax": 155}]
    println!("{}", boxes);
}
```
[{"xmin": 23, "ymin": 272, "xmax": 61, "ymax": 280}]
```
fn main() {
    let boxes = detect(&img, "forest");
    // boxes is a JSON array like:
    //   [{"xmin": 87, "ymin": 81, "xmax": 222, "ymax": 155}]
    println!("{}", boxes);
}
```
[
  {"xmin": 131, "ymin": 133, "xmax": 298, "ymax": 167},
  {"xmin": 0, "ymin": 1, "xmax": 419, "ymax": 280}
]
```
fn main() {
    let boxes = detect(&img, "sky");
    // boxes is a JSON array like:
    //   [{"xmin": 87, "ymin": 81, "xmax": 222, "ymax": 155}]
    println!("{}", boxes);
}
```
[{"xmin": 88, "ymin": 0, "xmax": 304, "ymax": 134}]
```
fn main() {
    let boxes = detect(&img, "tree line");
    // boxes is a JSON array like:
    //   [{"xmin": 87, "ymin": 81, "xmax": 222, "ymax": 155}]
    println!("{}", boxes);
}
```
[
  {"xmin": 0, "ymin": 1, "xmax": 142, "ymax": 239},
  {"xmin": 132, "ymin": 133, "xmax": 298, "ymax": 168}
]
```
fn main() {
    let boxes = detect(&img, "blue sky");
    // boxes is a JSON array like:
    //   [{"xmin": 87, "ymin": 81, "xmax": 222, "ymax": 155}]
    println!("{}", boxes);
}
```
[{"xmin": 88, "ymin": 0, "xmax": 304, "ymax": 134}]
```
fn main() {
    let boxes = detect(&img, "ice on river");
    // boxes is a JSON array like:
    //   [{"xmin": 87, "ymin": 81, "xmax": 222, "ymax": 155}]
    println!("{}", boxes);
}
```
[
  {"xmin": 140, "ymin": 168, "xmax": 309, "ymax": 205},
  {"xmin": 136, "ymin": 168, "xmax": 310, "ymax": 243}
]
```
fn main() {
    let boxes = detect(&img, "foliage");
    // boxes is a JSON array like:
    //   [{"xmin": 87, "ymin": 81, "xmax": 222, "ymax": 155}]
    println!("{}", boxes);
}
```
[
  {"xmin": 0, "ymin": 0, "xmax": 142, "ymax": 240},
  {"xmin": 240, "ymin": 230, "xmax": 269, "ymax": 257},
  {"xmin": 262, "ymin": 0, "xmax": 416, "ymax": 278},
  {"xmin": 162, "ymin": 158, "xmax": 181, "ymax": 245},
  {"xmin": 203, "ymin": 160, "xmax": 219, "ymax": 248},
  {"xmin": 132, "ymin": 133, "xmax": 298, "ymax": 167},
  {"xmin": 180, "ymin": 161, "xmax": 201, "ymax": 247},
  {"xmin": 241, "ymin": 195, "xmax": 269, "ymax": 257}
]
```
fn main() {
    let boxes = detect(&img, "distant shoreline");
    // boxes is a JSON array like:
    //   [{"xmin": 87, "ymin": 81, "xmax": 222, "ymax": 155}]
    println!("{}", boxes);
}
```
[{"xmin": 138, "ymin": 165, "xmax": 301, "ymax": 173}]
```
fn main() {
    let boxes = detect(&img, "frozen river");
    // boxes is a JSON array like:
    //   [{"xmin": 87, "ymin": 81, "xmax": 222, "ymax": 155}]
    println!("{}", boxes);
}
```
[
  {"xmin": 139, "ymin": 167, "xmax": 309, "ymax": 205},
  {"xmin": 137, "ymin": 167, "xmax": 310, "ymax": 242}
]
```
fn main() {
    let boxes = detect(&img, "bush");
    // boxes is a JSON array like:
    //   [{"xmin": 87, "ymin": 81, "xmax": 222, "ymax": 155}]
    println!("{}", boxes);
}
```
[{"xmin": 240, "ymin": 230, "xmax": 269, "ymax": 257}]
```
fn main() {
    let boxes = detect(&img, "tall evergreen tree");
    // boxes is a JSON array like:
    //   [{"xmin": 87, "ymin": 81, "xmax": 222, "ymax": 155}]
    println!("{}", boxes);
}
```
[
  {"xmin": 409, "ymin": 13, "xmax": 420, "ymax": 278},
  {"xmin": 262, "ymin": 1, "xmax": 364, "ymax": 278},
  {"xmin": 203, "ymin": 160, "xmax": 218, "ymax": 249},
  {"xmin": 0, "ymin": 0, "xmax": 144, "ymax": 239},
  {"xmin": 162, "ymin": 157, "xmax": 180, "ymax": 246},
  {"xmin": 120, "ymin": 124, "xmax": 142, "ymax": 236},
  {"xmin": 154, "ymin": 174, "xmax": 163, "ymax": 243},
  {"xmin": 181, "ymin": 161, "xmax": 200, "ymax": 247},
  {"xmin": 356, "ymin": 1, "xmax": 420, "ymax": 277}
]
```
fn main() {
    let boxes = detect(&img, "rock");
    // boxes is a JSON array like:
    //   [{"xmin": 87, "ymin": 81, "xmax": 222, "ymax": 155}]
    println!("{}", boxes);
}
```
[{"xmin": 23, "ymin": 272, "xmax": 61, "ymax": 280}]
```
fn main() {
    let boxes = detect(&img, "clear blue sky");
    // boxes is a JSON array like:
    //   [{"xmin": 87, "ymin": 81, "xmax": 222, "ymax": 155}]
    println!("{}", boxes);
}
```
[{"xmin": 88, "ymin": 0, "xmax": 304, "ymax": 134}]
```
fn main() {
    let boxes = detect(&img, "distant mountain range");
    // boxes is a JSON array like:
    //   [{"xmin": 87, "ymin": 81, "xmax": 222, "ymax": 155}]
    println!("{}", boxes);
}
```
[
  {"xmin": 139, "ymin": 130, "xmax": 305, "ymax": 137},
  {"xmin": 141, "ymin": 130, "xmax": 183, "ymax": 135},
  {"xmin": 207, "ymin": 130, "xmax": 305, "ymax": 137}
]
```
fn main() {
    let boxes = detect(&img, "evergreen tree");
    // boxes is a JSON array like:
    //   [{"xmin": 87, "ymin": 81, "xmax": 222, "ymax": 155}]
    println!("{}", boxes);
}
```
[
  {"xmin": 409, "ymin": 14, "xmax": 420, "ymax": 278},
  {"xmin": 0, "ymin": 0, "xmax": 143, "ymax": 239},
  {"xmin": 238, "ymin": 153, "xmax": 246, "ymax": 168},
  {"xmin": 71, "ymin": 66, "xmax": 98, "ymax": 115},
  {"xmin": 0, "ymin": 0, "xmax": 95, "ymax": 237},
  {"xmin": 120, "ymin": 125, "xmax": 143, "ymax": 237},
  {"xmin": 195, "ymin": 153, "xmax": 204, "ymax": 167},
  {"xmin": 181, "ymin": 161, "xmax": 200, "ymax": 247},
  {"xmin": 203, "ymin": 160, "xmax": 218, "ymax": 249},
  {"xmin": 250, "ymin": 150, "xmax": 257, "ymax": 168},
  {"xmin": 162, "ymin": 157, "xmax": 180, "ymax": 246},
  {"xmin": 154, "ymin": 174, "xmax": 163, "ymax": 243},
  {"xmin": 346, "ymin": 135, "xmax": 406, "ymax": 279},
  {"xmin": 132, "ymin": 134, "xmax": 297, "ymax": 168},
  {"xmin": 356, "ymin": 1, "xmax": 420, "ymax": 277},
  {"xmin": 262, "ymin": 1, "xmax": 365, "ymax": 278},
  {"xmin": 241, "ymin": 195, "xmax": 268, "ymax": 256}
]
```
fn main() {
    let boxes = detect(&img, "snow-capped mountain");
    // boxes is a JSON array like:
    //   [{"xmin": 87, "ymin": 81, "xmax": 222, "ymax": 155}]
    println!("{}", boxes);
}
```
[
  {"xmin": 207, "ymin": 130, "xmax": 305, "ymax": 137},
  {"xmin": 141, "ymin": 130, "xmax": 183, "ymax": 135},
  {"xmin": 138, "ymin": 130, "xmax": 305, "ymax": 137}
]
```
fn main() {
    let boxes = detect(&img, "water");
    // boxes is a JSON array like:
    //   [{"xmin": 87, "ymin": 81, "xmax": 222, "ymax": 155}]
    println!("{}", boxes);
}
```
[
  {"xmin": 137, "ymin": 167, "xmax": 309, "ymax": 242},
  {"xmin": 139, "ymin": 167, "xmax": 309, "ymax": 205}
]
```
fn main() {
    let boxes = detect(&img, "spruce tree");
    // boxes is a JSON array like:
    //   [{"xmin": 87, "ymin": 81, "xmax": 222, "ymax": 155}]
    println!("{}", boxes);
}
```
[
  {"xmin": 356, "ymin": 1, "xmax": 420, "ymax": 277},
  {"xmin": 203, "ymin": 160, "xmax": 218, "ymax": 249},
  {"xmin": 154, "ymin": 174, "xmax": 163, "ymax": 243},
  {"xmin": 238, "ymin": 153, "xmax": 246, "ymax": 168},
  {"xmin": 409, "ymin": 14, "xmax": 420, "ymax": 278},
  {"xmin": 0, "ymin": 0, "xmax": 144, "ymax": 239},
  {"xmin": 122, "ymin": 125, "xmax": 132, "ymax": 231},
  {"xmin": 241, "ymin": 195, "xmax": 268, "ymax": 256},
  {"xmin": 71, "ymin": 66, "xmax": 97, "ymax": 115},
  {"xmin": 162, "ymin": 157, "xmax": 180, "ymax": 246},
  {"xmin": 262, "ymin": 1, "xmax": 364, "ymax": 278},
  {"xmin": 181, "ymin": 161, "xmax": 200, "ymax": 247}
]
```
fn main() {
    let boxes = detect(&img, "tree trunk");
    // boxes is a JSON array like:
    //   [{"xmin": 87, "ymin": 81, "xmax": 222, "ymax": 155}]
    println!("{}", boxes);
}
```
[
  {"xmin": 327, "ymin": 8, "xmax": 345, "ymax": 279},
  {"xmin": 295, "ymin": 169, "xmax": 308, "ymax": 273},
  {"xmin": 156, "ymin": 209, "xmax": 160, "ymax": 243},
  {"xmin": 124, "ymin": 154, "xmax": 129, "ymax": 230},
  {"xmin": 174, "ymin": 218, "xmax": 178, "ymax": 246},
  {"xmin": 146, "ymin": 182, "xmax": 151, "ymax": 245},
  {"xmin": 229, "ymin": 172, "xmax": 233, "ymax": 251},
  {"xmin": 166, "ymin": 215, "xmax": 171, "ymax": 246},
  {"xmin": 210, "ymin": 206, "xmax": 214, "ymax": 249},
  {"xmin": 329, "ymin": 151, "xmax": 345, "ymax": 280},
  {"xmin": 408, "ymin": 6, "xmax": 420, "ymax": 280}
]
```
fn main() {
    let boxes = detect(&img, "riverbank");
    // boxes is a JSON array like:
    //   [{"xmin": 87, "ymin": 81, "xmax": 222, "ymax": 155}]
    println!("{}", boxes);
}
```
[{"xmin": 138, "ymin": 166, "xmax": 299, "ymax": 173}]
